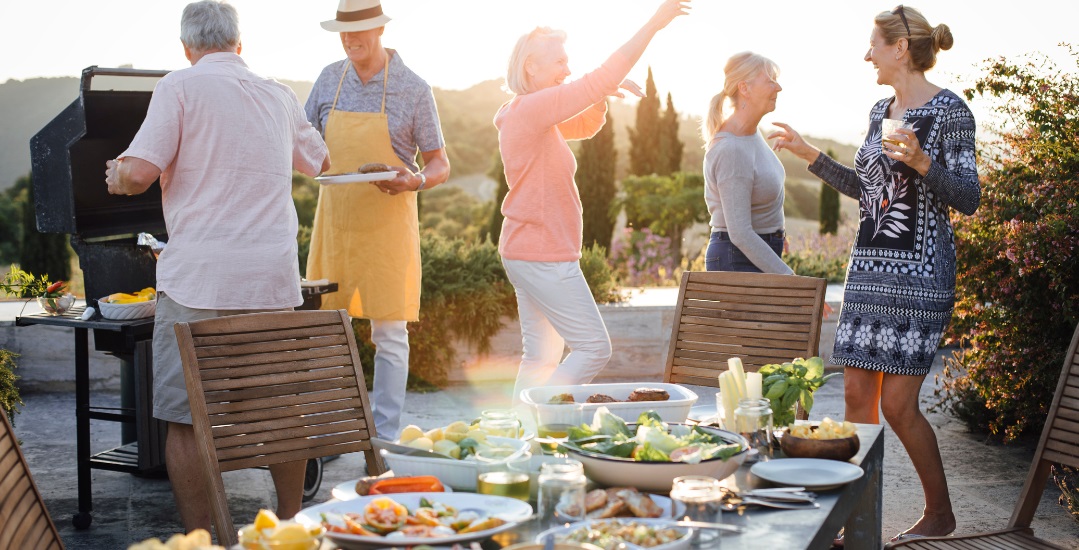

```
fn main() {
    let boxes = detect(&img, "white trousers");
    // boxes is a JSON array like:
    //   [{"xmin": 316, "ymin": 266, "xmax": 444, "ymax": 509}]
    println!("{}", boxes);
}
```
[
  {"xmin": 502, "ymin": 259, "xmax": 612, "ymax": 406},
  {"xmin": 370, "ymin": 319, "xmax": 409, "ymax": 439}
]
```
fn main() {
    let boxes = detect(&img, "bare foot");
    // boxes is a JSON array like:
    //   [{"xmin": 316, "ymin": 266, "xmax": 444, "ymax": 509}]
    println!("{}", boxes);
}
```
[{"xmin": 893, "ymin": 511, "xmax": 956, "ymax": 539}]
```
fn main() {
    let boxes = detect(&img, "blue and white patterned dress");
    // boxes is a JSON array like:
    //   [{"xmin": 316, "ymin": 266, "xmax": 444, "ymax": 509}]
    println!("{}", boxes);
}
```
[{"xmin": 809, "ymin": 89, "xmax": 980, "ymax": 376}]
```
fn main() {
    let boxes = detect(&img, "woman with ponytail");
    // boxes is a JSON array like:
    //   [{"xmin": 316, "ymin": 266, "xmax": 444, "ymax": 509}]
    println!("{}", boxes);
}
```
[
  {"xmin": 771, "ymin": 5, "xmax": 978, "ymax": 543},
  {"xmin": 701, "ymin": 52, "xmax": 792, "ymax": 274}
]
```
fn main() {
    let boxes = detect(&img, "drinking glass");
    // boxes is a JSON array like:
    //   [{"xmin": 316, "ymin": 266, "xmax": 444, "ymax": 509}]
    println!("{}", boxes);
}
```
[
  {"xmin": 881, "ymin": 118, "xmax": 914, "ymax": 154},
  {"xmin": 536, "ymin": 458, "xmax": 587, "ymax": 530},
  {"xmin": 670, "ymin": 475, "xmax": 724, "ymax": 547},
  {"xmin": 734, "ymin": 398, "xmax": 773, "ymax": 462},
  {"xmin": 533, "ymin": 402, "xmax": 585, "ymax": 455},
  {"xmin": 475, "ymin": 448, "xmax": 532, "ymax": 501},
  {"xmin": 478, "ymin": 409, "xmax": 523, "ymax": 438}
]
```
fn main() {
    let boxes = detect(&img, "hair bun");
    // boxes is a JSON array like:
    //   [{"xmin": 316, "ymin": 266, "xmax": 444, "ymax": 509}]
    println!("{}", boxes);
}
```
[{"xmin": 931, "ymin": 23, "xmax": 953, "ymax": 51}]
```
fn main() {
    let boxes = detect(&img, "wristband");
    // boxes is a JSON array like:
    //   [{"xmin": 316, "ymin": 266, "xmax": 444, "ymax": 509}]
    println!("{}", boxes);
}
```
[{"xmin": 416, "ymin": 172, "xmax": 426, "ymax": 192}]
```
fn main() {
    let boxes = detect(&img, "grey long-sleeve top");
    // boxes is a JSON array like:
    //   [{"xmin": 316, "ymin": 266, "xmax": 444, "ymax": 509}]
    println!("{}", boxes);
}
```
[{"xmin": 704, "ymin": 132, "xmax": 793, "ymax": 275}]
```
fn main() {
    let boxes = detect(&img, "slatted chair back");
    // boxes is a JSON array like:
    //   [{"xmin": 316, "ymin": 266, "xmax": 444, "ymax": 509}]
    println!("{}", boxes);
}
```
[
  {"xmin": 1009, "ymin": 322, "xmax": 1079, "ymax": 528},
  {"xmin": 0, "ymin": 410, "xmax": 64, "ymax": 550},
  {"xmin": 175, "ymin": 309, "xmax": 385, "ymax": 546},
  {"xmin": 887, "ymin": 323, "xmax": 1079, "ymax": 549},
  {"xmin": 663, "ymin": 271, "xmax": 827, "ymax": 387}
]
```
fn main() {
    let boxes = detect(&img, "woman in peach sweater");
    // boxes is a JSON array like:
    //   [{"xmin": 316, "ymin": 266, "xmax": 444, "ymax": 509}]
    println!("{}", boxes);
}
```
[{"xmin": 496, "ymin": 0, "xmax": 691, "ymax": 406}]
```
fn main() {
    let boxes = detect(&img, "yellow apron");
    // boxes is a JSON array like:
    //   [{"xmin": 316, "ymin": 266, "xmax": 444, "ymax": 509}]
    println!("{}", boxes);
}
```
[{"xmin": 306, "ymin": 60, "xmax": 421, "ymax": 321}]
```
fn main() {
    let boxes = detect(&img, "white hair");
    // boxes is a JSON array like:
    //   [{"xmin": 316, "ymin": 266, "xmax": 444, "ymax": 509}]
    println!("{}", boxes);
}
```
[
  {"xmin": 180, "ymin": 0, "xmax": 240, "ymax": 52},
  {"xmin": 504, "ymin": 27, "xmax": 567, "ymax": 96}
]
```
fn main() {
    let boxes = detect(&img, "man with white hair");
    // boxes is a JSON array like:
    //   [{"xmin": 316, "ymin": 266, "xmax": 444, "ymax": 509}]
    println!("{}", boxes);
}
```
[
  {"xmin": 104, "ymin": 0, "xmax": 329, "ymax": 532},
  {"xmin": 305, "ymin": 0, "xmax": 450, "ymax": 439}
]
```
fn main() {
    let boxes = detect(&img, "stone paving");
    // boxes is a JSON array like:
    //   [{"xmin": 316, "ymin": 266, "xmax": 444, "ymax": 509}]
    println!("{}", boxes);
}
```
[{"xmin": 12, "ymin": 352, "xmax": 1079, "ymax": 549}]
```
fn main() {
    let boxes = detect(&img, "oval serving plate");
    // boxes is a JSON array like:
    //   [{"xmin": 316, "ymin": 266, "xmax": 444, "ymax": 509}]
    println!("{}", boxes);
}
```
[
  {"xmin": 296, "ymin": 492, "xmax": 532, "ymax": 550},
  {"xmin": 331, "ymin": 479, "xmax": 454, "ymax": 501},
  {"xmin": 315, "ymin": 171, "xmax": 397, "ymax": 185}
]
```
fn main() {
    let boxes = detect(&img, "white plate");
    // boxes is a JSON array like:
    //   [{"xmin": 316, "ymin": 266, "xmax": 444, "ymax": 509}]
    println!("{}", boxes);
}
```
[
  {"xmin": 315, "ymin": 171, "xmax": 397, "ymax": 185},
  {"xmin": 297, "ymin": 492, "xmax": 533, "ymax": 549},
  {"xmin": 537, "ymin": 517, "xmax": 693, "ymax": 550},
  {"xmin": 332, "ymin": 479, "xmax": 455, "ymax": 501},
  {"xmin": 750, "ymin": 458, "xmax": 864, "ymax": 491}
]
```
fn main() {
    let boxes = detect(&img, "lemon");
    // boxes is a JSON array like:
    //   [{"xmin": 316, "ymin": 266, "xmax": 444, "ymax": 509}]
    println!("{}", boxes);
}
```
[{"xmin": 253, "ymin": 509, "xmax": 279, "ymax": 531}]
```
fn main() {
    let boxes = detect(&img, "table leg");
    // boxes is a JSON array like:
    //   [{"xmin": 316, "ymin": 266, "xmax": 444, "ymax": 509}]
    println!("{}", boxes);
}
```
[
  {"xmin": 73, "ymin": 327, "xmax": 93, "ymax": 529},
  {"xmin": 844, "ymin": 429, "xmax": 883, "ymax": 549}
]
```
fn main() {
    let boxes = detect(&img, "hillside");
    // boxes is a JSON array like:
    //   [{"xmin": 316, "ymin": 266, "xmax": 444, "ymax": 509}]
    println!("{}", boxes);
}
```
[{"xmin": 0, "ymin": 75, "xmax": 857, "ymax": 191}]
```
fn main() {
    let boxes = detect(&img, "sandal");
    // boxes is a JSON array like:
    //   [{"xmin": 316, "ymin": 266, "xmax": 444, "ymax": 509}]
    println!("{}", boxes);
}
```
[
  {"xmin": 889, "ymin": 533, "xmax": 929, "ymax": 543},
  {"xmin": 830, "ymin": 531, "xmax": 844, "ymax": 549}
]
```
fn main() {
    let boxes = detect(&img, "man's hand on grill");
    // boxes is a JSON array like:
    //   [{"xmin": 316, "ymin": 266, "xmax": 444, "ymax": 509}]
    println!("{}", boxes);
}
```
[{"xmin": 105, "ymin": 157, "xmax": 161, "ymax": 196}]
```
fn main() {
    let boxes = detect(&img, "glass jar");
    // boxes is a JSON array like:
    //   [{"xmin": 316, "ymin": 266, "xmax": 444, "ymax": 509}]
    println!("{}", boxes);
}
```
[
  {"xmin": 670, "ymin": 475, "xmax": 724, "ymax": 547},
  {"xmin": 478, "ymin": 409, "xmax": 522, "ymax": 438},
  {"xmin": 475, "ymin": 448, "xmax": 532, "ymax": 501},
  {"xmin": 734, "ymin": 398, "xmax": 773, "ymax": 462},
  {"xmin": 536, "ymin": 459, "xmax": 587, "ymax": 530}
]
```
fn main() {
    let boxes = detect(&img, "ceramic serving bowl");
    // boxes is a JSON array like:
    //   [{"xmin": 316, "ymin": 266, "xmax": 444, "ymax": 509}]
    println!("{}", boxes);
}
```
[
  {"xmin": 379, "ymin": 436, "xmax": 530, "ymax": 491},
  {"xmin": 779, "ymin": 427, "xmax": 860, "ymax": 462},
  {"xmin": 563, "ymin": 425, "xmax": 749, "ymax": 494}
]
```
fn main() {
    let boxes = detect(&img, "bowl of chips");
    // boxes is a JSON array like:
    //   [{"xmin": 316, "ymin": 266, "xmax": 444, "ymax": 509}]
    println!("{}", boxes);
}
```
[{"xmin": 780, "ymin": 418, "xmax": 860, "ymax": 462}]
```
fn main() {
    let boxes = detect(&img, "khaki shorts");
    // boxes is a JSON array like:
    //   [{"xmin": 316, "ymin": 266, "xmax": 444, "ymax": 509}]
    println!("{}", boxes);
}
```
[{"xmin": 152, "ymin": 292, "xmax": 291, "ymax": 424}]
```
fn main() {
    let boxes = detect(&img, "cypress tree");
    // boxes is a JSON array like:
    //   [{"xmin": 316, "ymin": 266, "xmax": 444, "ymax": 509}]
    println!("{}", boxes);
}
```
[
  {"xmin": 628, "ymin": 67, "xmax": 661, "ymax": 176},
  {"xmin": 658, "ymin": 92, "xmax": 683, "ymax": 176},
  {"xmin": 819, "ymin": 149, "xmax": 840, "ymax": 234},
  {"xmin": 17, "ymin": 174, "xmax": 71, "ymax": 284},
  {"xmin": 482, "ymin": 150, "xmax": 509, "ymax": 245},
  {"xmin": 577, "ymin": 103, "xmax": 618, "ymax": 251}
]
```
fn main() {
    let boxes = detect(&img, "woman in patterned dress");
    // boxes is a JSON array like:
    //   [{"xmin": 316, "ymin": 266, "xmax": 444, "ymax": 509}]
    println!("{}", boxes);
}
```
[{"xmin": 770, "ymin": 5, "xmax": 979, "ymax": 542}]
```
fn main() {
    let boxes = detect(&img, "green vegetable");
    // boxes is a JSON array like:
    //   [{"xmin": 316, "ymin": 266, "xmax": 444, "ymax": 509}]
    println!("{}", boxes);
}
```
[
  {"xmin": 759, "ymin": 356, "xmax": 840, "ymax": 427},
  {"xmin": 635, "ymin": 443, "xmax": 671, "ymax": 462},
  {"xmin": 457, "ymin": 437, "xmax": 479, "ymax": 459}
]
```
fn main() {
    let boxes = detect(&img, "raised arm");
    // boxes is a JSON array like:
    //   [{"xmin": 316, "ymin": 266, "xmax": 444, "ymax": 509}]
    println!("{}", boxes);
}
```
[
  {"xmin": 514, "ymin": 1, "xmax": 690, "ymax": 130},
  {"xmin": 770, "ymin": 121, "xmax": 861, "ymax": 200},
  {"xmin": 556, "ymin": 101, "xmax": 608, "ymax": 141},
  {"xmin": 919, "ymin": 102, "xmax": 980, "ymax": 215}
]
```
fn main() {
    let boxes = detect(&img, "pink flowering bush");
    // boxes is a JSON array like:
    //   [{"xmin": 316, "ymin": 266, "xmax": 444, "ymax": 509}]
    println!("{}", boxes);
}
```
[
  {"xmin": 610, "ymin": 227, "xmax": 678, "ymax": 286},
  {"xmin": 783, "ymin": 224, "xmax": 855, "ymax": 283},
  {"xmin": 935, "ymin": 47, "xmax": 1079, "ymax": 443}
]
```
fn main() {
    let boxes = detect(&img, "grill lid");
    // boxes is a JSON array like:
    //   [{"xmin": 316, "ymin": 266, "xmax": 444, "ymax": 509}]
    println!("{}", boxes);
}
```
[{"xmin": 30, "ymin": 66, "xmax": 171, "ymax": 238}]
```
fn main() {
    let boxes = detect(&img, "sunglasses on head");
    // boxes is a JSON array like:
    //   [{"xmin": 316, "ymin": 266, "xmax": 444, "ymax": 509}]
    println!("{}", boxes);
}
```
[{"xmin": 892, "ymin": 5, "xmax": 911, "ymax": 37}]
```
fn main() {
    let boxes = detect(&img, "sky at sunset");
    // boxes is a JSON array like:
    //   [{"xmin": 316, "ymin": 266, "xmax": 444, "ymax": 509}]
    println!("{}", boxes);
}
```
[{"xmin": 1, "ymin": 0, "xmax": 1075, "ymax": 146}]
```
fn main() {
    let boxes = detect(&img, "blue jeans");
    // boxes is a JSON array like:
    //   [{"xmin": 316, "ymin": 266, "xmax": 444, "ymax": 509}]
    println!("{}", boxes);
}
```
[{"xmin": 705, "ymin": 230, "xmax": 785, "ymax": 272}]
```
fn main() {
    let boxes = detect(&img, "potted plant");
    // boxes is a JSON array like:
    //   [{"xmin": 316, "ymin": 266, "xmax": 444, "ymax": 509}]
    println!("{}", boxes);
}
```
[{"xmin": 1, "ymin": 266, "xmax": 74, "ymax": 316}]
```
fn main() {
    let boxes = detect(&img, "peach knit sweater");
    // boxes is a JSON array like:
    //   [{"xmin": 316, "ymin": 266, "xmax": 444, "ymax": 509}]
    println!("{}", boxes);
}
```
[{"xmin": 494, "ymin": 52, "xmax": 632, "ymax": 261}]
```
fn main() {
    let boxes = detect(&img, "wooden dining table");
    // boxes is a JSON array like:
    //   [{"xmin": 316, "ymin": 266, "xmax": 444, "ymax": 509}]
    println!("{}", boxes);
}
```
[{"xmin": 301, "ymin": 423, "xmax": 884, "ymax": 550}]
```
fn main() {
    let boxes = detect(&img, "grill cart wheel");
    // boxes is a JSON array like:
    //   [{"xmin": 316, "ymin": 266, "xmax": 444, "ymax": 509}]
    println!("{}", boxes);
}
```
[
  {"xmin": 302, "ymin": 458, "xmax": 323, "ymax": 502},
  {"xmin": 73, "ymin": 512, "xmax": 93, "ymax": 529}
]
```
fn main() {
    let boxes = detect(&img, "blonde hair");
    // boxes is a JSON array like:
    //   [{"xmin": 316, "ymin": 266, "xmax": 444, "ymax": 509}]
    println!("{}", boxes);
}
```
[
  {"xmin": 504, "ymin": 27, "xmax": 567, "ymax": 96},
  {"xmin": 701, "ymin": 51, "xmax": 779, "ymax": 149},
  {"xmin": 874, "ymin": 5, "xmax": 953, "ymax": 72}
]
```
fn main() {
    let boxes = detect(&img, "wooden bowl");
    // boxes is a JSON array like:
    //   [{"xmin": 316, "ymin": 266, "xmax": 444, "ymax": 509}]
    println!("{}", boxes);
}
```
[{"xmin": 780, "ymin": 427, "xmax": 860, "ymax": 462}]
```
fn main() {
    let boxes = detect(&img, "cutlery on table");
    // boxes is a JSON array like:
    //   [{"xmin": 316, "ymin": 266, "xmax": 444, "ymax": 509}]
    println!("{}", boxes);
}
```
[{"xmin": 673, "ymin": 520, "xmax": 745, "ymax": 533}]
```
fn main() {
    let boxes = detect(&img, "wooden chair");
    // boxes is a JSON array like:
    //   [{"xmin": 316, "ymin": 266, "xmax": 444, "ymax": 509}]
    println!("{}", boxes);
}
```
[
  {"xmin": 175, "ymin": 309, "xmax": 385, "ymax": 547},
  {"xmin": 663, "ymin": 271, "xmax": 828, "ymax": 387},
  {"xmin": 0, "ymin": 410, "xmax": 64, "ymax": 550},
  {"xmin": 887, "ymin": 323, "xmax": 1079, "ymax": 550}
]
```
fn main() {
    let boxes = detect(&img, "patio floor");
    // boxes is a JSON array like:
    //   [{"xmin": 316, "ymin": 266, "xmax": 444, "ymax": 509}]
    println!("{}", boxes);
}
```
[{"xmin": 11, "ymin": 348, "xmax": 1079, "ymax": 549}]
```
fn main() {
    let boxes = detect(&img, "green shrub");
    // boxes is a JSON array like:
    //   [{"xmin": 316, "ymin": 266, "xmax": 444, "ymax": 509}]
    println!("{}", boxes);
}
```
[
  {"xmin": 782, "ymin": 226, "xmax": 853, "ymax": 283},
  {"xmin": 0, "ymin": 349, "xmax": 21, "ymax": 427},
  {"xmin": 1054, "ymin": 465, "xmax": 1079, "ymax": 524},
  {"xmin": 934, "ymin": 48, "xmax": 1079, "ymax": 442},
  {"xmin": 580, "ymin": 243, "xmax": 622, "ymax": 304},
  {"xmin": 353, "ymin": 234, "xmax": 518, "ymax": 390}
]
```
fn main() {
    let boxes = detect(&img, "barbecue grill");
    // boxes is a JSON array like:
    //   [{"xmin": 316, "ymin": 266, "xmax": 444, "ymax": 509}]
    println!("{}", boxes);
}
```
[{"xmin": 20, "ymin": 66, "xmax": 337, "ymax": 529}]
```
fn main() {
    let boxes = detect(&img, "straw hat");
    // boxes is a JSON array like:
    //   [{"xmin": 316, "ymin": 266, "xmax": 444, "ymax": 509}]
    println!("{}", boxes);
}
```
[{"xmin": 321, "ymin": 0, "xmax": 391, "ymax": 33}]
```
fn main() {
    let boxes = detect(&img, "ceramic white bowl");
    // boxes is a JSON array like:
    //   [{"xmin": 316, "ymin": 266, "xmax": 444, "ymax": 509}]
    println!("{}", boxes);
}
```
[
  {"xmin": 564, "ymin": 425, "xmax": 749, "ymax": 494},
  {"xmin": 536, "ymin": 517, "xmax": 693, "ymax": 550},
  {"xmin": 380, "ymin": 436, "xmax": 531, "ymax": 491},
  {"xmin": 520, "ymin": 383, "xmax": 698, "ymax": 424},
  {"xmin": 97, "ymin": 296, "xmax": 156, "ymax": 320}
]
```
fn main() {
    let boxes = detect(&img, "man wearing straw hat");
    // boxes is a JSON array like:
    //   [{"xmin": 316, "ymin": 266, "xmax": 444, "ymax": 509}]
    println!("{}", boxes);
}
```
[{"xmin": 306, "ymin": 0, "xmax": 450, "ymax": 439}]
